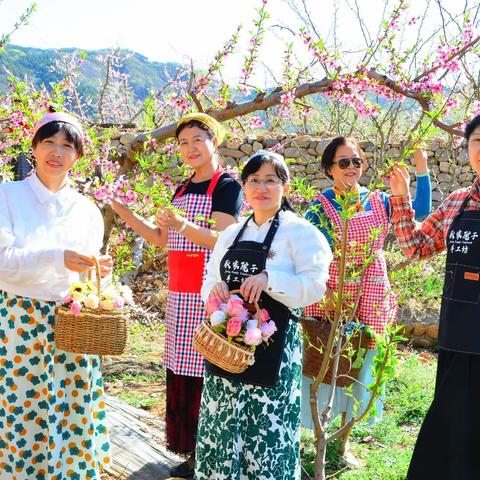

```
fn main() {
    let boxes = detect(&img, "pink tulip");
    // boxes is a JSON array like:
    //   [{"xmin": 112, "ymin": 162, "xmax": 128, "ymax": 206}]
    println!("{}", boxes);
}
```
[
  {"xmin": 63, "ymin": 294, "xmax": 73, "ymax": 304},
  {"xmin": 70, "ymin": 301, "xmax": 81, "ymax": 317}
]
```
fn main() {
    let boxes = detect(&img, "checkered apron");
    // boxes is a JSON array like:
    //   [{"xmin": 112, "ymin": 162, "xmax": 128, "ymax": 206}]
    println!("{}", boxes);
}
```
[
  {"xmin": 305, "ymin": 191, "xmax": 397, "ymax": 347},
  {"xmin": 164, "ymin": 171, "xmax": 222, "ymax": 377}
]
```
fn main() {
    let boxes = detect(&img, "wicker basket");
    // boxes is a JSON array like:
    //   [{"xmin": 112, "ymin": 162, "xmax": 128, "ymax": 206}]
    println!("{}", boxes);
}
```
[
  {"xmin": 193, "ymin": 289, "xmax": 261, "ymax": 374},
  {"xmin": 54, "ymin": 259, "xmax": 128, "ymax": 355},
  {"xmin": 302, "ymin": 317, "xmax": 371, "ymax": 387}
]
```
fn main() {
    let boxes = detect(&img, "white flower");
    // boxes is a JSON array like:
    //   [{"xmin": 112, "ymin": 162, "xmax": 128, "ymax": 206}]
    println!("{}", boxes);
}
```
[
  {"xmin": 102, "ymin": 285, "xmax": 118, "ymax": 300},
  {"xmin": 84, "ymin": 293, "xmax": 100, "ymax": 309},
  {"xmin": 210, "ymin": 310, "xmax": 227, "ymax": 326}
]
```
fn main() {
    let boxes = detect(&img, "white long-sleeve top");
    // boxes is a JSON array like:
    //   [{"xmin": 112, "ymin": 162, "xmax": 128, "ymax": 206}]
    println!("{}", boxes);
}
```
[
  {"xmin": 0, "ymin": 173, "xmax": 104, "ymax": 301},
  {"xmin": 201, "ymin": 210, "xmax": 333, "ymax": 309}
]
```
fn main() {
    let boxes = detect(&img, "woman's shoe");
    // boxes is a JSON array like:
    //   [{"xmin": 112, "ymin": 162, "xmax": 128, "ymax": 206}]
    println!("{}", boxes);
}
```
[{"xmin": 169, "ymin": 459, "xmax": 195, "ymax": 479}]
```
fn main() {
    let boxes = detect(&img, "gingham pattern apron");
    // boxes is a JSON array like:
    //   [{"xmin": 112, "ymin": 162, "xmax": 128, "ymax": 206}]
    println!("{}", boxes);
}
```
[
  {"xmin": 164, "ymin": 174, "xmax": 219, "ymax": 377},
  {"xmin": 305, "ymin": 191, "xmax": 397, "ymax": 347}
]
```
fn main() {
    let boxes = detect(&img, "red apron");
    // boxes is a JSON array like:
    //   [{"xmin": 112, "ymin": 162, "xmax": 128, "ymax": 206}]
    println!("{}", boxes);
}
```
[
  {"xmin": 305, "ymin": 191, "xmax": 397, "ymax": 348},
  {"xmin": 164, "ymin": 170, "xmax": 222, "ymax": 377}
]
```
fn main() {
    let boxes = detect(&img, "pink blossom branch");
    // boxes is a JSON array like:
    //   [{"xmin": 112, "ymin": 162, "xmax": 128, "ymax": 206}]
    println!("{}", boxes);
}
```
[{"xmin": 413, "ymin": 34, "xmax": 480, "ymax": 83}]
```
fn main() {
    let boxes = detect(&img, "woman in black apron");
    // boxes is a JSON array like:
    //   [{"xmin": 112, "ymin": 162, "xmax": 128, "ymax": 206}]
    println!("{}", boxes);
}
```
[
  {"xmin": 195, "ymin": 151, "xmax": 333, "ymax": 479},
  {"xmin": 389, "ymin": 114, "xmax": 480, "ymax": 479}
]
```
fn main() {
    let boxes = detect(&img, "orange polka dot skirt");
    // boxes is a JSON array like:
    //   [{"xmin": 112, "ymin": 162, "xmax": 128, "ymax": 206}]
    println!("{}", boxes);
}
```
[{"xmin": 0, "ymin": 291, "xmax": 111, "ymax": 480}]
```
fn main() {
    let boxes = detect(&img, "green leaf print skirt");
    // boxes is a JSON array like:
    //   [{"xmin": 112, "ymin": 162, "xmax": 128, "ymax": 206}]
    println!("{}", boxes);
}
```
[{"xmin": 195, "ymin": 321, "xmax": 302, "ymax": 480}]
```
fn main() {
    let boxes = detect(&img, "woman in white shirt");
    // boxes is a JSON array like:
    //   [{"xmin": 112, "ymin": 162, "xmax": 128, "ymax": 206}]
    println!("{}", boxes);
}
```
[
  {"xmin": 195, "ymin": 151, "xmax": 332, "ymax": 480},
  {"xmin": 0, "ymin": 111, "xmax": 113, "ymax": 480}
]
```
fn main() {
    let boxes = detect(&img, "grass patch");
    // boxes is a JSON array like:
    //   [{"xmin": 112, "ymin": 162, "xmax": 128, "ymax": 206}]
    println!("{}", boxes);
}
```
[
  {"xmin": 301, "ymin": 349, "xmax": 436, "ymax": 479},
  {"xmin": 115, "ymin": 391, "xmax": 159, "ymax": 410},
  {"xmin": 126, "ymin": 321, "xmax": 165, "ymax": 361}
]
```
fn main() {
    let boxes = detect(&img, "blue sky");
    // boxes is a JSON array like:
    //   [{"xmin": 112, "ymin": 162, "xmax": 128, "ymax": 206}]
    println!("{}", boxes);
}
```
[{"xmin": 1, "ymin": 0, "xmax": 467, "ymax": 82}]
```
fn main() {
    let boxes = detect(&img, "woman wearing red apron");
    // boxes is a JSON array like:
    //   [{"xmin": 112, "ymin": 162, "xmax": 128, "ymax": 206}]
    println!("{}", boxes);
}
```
[
  {"xmin": 302, "ymin": 136, "xmax": 431, "ymax": 463},
  {"xmin": 390, "ymin": 114, "xmax": 480, "ymax": 479},
  {"xmin": 111, "ymin": 113, "xmax": 242, "ymax": 478}
]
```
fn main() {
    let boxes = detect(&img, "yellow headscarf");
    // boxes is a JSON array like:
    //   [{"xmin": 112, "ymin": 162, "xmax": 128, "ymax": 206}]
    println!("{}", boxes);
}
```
[{"xmin": 177, "ymin": 112, "xmax": 226, "ymax": 144}]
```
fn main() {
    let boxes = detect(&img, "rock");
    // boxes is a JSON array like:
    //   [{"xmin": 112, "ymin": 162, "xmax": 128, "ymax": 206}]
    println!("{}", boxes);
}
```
[
  {"xmin": 312, "ymin": 179, "xmax": 332, "ymax": 189},
  {"xmin": 263, "ymin": 136, "xmax": 280, "ymax": 148},
  {"xmin": 315, "ymin": 139, "xmax": 332, "ymax": 155},
  {"xmin": 432, "ymin": 190, "xmax": 444, "ymax": 202},
  {"xmin": 223, "ymin": 156, "xmax": 237, "ymax": 167},
  {"xmin": 458, "ymin": 149, "xmax": 469, "ymax": 165},
  {"xmin": 426, "ymin": 324, "xmax": 439, "ymax": 339},
  {"xmin": 291, "ymin": 135, "xmax": 313, "ymax": 148},
  {"xmin": 411, "ymin": 336, "xmax": 434, "ymax": 348},
  {"xmin": 240, "ymin": 143, "xmax": 253, "ymax": 155},
  {"xmin": 219, "ymin": 148, "xmax": 244, "ymax": 159},
  {"xmin": 437, "ymin": 173, "xmax": 452, "ymax": 183},
  {"xmin": 252, "ymin": 141, "xmax": 263, "ymax": 152},
  {"xmin": 289, "ymin": 164, "xmax": 306, "ymax": 173},
  {"xmin": 120, "ymin": 132, "xmax": 136, "ymax": 144},
  {"xmin": 413, "ymin": 323, "xmax": 426, "ymax": 336},
  {"xmin": 439, "ymin": 162, "xmax": 450, "ymax": 173},
  {"xmin": 226, "ymin": 139, "xmax": 242, "ymax": 149},
  {"xmin": 386, "ymin": 147, "xmax": 400, "ymax": 158},
  {"xmin": 284, "ymin": 147, "xmax": 304, "ymax": 158}
]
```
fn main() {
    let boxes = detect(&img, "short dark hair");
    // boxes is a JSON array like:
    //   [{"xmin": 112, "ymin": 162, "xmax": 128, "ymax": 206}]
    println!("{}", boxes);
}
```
[
  {"xmin": 321, "ymin": 136, "xmax": 365, "ymax": 179},
  {"xmin": 175, "ymin": 119, "xmax": 215, "ymax": 140},
  {"xmin": 32, "ymin": 121, "xmax": 84, "ymax": 156},
  {"xmin": 241, "ymin": 150, "xmax": 295, "ymax": 212},
  {"xmin": 465, "ymin": 114, "xmax": 480, "ymax": 141}
]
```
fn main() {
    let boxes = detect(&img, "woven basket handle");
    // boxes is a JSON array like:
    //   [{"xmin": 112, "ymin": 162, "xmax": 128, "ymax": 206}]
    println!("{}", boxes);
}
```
[
  {"xmin": 87, "ymin": 257, "xmax": 102, "ymax": 299},
  {"xmin": 229, "ymin": 289, "xmax": 262, "ymax": 328}
]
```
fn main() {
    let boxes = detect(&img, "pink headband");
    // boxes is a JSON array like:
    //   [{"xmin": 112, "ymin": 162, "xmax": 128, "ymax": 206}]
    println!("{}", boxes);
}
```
[{"xmin": 32, "ymin": 112, "xmax": 84, "ymax": 139}]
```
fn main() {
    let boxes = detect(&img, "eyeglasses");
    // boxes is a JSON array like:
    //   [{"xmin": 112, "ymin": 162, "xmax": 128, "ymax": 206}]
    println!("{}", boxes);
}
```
[
  {"xmin": 332, "ymin": 157, "xmax": 363, "ymax": 169},
  {"xmin": 244, "ymin": 177, "xmax": 283, "ymax": 187}
]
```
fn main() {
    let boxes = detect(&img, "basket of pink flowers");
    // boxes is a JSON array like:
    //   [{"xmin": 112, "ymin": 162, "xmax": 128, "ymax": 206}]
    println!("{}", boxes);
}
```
[
  {"xmin": 55, "ymin": 259, "xmax": 133, "ymax": 355},
  {"xmin": 193, "ymin": 289, "xmax": 277, "ymax": 374}
]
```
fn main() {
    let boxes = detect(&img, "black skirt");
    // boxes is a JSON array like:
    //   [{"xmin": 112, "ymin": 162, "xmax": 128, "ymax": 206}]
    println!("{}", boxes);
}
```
[{"xmin": 407, "ymin": 349, "xmax": 480, "ymax": 480}]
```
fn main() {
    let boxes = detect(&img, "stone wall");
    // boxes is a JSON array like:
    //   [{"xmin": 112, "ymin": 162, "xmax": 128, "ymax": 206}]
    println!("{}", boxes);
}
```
[{"xmin": 218, "ymin": 133, "xmax": 471, "ymax": 205}]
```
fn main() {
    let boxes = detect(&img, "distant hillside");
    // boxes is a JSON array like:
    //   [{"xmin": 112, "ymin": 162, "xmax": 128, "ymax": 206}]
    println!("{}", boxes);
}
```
[{"xmin": 0, "ymin": 45, "xmax": 182, "ymax": 105}]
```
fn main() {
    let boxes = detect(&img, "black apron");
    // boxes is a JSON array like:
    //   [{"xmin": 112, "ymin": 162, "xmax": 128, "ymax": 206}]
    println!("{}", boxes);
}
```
[
  {"xmin": 439, "ymin": 194, "xmax": 480, "ymax": 354},
  {"xmin": 407, "ymin": 195, "xmax": 480, "ymax": 480},
  {"xmin": 205, "ymin": 211, "xmax": 295, "ymax": 388}
]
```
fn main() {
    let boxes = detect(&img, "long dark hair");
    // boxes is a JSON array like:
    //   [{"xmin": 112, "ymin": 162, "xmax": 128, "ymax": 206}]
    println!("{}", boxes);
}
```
[{"xmin": 241, "ymin": 150, "xmax": 296, "ymax": 212}]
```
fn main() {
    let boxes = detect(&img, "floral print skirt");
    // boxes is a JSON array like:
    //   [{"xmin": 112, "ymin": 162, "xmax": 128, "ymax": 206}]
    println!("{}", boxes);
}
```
[
  {"xmin": 195, "ymin": 321, "xmax": 302, "ymax": 480},
  {"xmin": 0, "ymin": 291, "xmax": 111, "ymax": 480}
]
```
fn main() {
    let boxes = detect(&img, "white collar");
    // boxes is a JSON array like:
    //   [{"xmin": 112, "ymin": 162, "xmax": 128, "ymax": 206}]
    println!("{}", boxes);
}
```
[
  {"xmin": 27, "ymin": 172, "xmax": 73, "ymax": 204},
  {"xmin": 245, "ymin": 210, "xmax": 285, "ymax": 230}
]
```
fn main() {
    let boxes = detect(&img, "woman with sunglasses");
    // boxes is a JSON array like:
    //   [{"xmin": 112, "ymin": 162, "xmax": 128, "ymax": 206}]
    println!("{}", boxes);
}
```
[{"xmin": 301, "ymin": 135, "xmax": 430, "ymax": 463}]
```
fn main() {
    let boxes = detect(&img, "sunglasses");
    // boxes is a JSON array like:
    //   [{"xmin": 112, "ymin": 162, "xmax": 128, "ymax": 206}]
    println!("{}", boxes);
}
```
[{"xmin": 332, "ymin": 157, "xmax": 363, "ymax": 169}]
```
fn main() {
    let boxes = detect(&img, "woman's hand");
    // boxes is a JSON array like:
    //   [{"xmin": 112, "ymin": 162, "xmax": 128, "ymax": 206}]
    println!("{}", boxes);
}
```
[
  {"xmin": 98, "ymin": 255, "xmax": 113, "ymax": 277},
  {"xmin": 390, "ymin": 164, "xmax": 411, "ymax": 197},
  {"xmin": 209, "ymin": 281, "xmax": 230, "ymax": 303},
  {"xmin": 156, "ymin": 205, "xmax": 183, "ymax": 231},
  {"xmin": 413, "ymin": 147, "xmax": 428, "ymax": 175},
  {"xmin": 64, "ymin": 250, "xmax": 96, "ymax": 273},
  {"xmin": 240, "ymin": 272, "xmax": 268, "ymax": 304}
]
